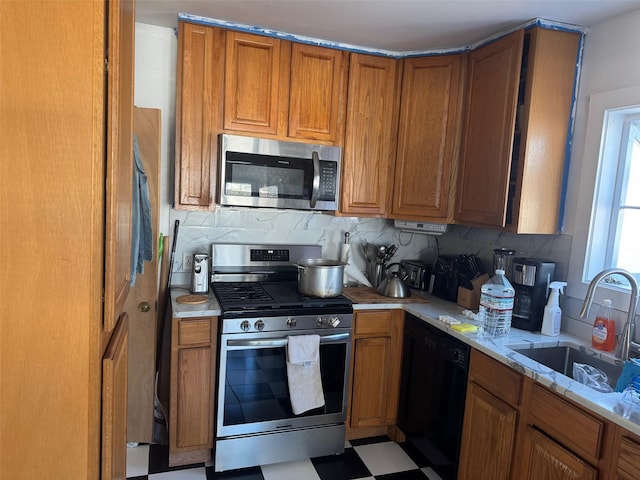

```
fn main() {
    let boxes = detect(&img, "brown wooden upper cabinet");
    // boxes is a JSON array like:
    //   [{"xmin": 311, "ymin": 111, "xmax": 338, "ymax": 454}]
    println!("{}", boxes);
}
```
[
  {"xmin": 390, "ymin": 54, "xmax": 463, "ymax": 222},
  {"xmin": 175, "ymin": 22, "xmax": 349, "ymax": 210},
  {"xmin": 223, "ymin": 31, "xmax": 291, "ymax": 136},
  {"xmin": 175, "ymin": 22, "xmax": 224, "ymax": 211},
  {"xmin": 341, "ymin": 53, "xmax": 402, "ymax": 217},
  {"xmin": 223, "ymin": 34, "xmax": 348, "ymax": 144},
  {"xmin": 287, "ymin": 43, "xmax": 348, "ymax": 143},
  {"xmin": 455, "ymin": 27, "xmax": 580, "ymax": 233}
]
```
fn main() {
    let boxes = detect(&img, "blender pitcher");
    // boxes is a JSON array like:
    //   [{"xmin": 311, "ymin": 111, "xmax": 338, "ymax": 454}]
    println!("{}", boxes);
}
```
[{"xmin": 493, "ymin": 248, "xmax": 516, "ymax": 281}]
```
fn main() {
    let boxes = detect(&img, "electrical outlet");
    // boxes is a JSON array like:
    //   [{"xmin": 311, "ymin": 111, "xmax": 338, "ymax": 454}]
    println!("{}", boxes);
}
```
[{"xmin": 182, "ymin": 253, "xmax": 193, "ymax": 272}]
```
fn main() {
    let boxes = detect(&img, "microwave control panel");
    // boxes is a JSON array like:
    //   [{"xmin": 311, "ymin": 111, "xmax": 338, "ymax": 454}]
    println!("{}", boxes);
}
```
[{"xmin": 318, "ymin": 161, "xmax": 338, "ymax": 200}]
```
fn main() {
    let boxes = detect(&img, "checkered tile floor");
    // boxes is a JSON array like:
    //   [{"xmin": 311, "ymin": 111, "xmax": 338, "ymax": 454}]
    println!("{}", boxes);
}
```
[{"xmin": 126, "ymin": 436, "xmax": 446, "ymax": 480}]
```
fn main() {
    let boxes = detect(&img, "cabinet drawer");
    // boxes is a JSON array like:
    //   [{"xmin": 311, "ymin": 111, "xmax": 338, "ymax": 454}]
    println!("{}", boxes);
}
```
[
  {"xmin": 469, "ymin": 349, "xmax": 523, "ymax": 407},
  {"xmin": 354, "ymin": 311, "xmax": 394, "ymax": 336},
  {"xmin": 178, "ymin": 318, "xmax": 212, "ymax": 346},
  {"xmin": 529, "ymin": 383, "xmax": 605, "ymax": 462}
]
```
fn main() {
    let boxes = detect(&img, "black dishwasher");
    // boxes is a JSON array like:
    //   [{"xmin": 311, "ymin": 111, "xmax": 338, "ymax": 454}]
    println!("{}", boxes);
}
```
[{"xmin": 397, "ymin": 313, "xmax": 470, "ymax": 480}]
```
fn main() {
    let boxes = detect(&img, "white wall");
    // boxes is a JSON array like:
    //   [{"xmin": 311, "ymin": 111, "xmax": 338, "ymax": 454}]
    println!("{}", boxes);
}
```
[
  {"xmin": 558, "ymin": 10, "xmax": 640, "ymax": 338},
  {"xmin": 134, "ymin": 23, "xmax": 177, "ymax": 238}
]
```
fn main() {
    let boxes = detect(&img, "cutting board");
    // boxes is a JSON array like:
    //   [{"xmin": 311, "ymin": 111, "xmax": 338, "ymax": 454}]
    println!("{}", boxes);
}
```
[{"xmin": 343, "ymin": 287, "xmax": 429, "ymax": 304}]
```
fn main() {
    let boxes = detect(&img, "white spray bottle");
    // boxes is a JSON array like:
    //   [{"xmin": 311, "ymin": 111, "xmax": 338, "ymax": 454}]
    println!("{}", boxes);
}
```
[{"xmin": 541, "ymin": 281, "xmax": 567, "ymax": 336}]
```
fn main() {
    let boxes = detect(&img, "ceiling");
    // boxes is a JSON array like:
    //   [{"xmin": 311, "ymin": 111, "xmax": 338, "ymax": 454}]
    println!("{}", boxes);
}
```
[{"xmin": 135, "ymin": 0, "xmax": 640, "ymax": 53}]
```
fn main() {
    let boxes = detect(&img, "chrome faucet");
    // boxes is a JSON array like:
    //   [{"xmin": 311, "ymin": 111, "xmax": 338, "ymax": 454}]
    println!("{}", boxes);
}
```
[{"xmin": 579, "ymin": 268, "xmax": 640, "ymax": 361}]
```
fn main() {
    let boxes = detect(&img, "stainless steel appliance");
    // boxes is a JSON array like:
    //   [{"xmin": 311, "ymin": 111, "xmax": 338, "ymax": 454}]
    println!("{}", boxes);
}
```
[
  {"xmin": 511, "ymin": 258, "xmax": 556, "ymax": 331},
  {"xmin": 398, "ymin": 313, "xmax": 470, "ymax": 480},
  {"xmin": 218, "ymin": 134, "xmax": 342, "ymax": 211},
  {"xmin": 400, "ymin": 260, "xmax": 432, "ymax": 291},
  {"xmin": 189, "ymin": 253, "xmax": 209, "ymax": 294},
  {"xmin": 210, "ymin": 244, "xmax": 353, "ymax": 472}
]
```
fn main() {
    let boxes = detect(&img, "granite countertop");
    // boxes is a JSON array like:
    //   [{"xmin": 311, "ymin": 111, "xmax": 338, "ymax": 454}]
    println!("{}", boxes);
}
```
[
  {"xmin": 169, "ymin": 286, "xmax": 640, "ymax": 435},
  {"xmin": 403, "ymin": 296, "xmax": 640, "ymax": 437}
]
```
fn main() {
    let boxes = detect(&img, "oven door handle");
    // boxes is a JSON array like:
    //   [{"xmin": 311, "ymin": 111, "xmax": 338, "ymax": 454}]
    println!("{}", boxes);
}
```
[{"xmin": 226, "ymin": 332, "xmax": 350, "ymax": 347}]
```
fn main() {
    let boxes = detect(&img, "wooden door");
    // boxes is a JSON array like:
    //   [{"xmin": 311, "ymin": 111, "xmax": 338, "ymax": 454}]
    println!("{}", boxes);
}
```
[
  {"xmin": 175, "ymin": 22, "xmax": 224, "ymax": 210},
  {"xmin": 341, "ymin": 53, "xmax": 401, "ymax": 216},
  {"xmin": 104, "ymin": 0, "xmax": 135, "ymax": 336},
  {"xmin": 288, "ymin": 43, "xmax": 348, "ymax": 143},
  {"xmin": 126, "ymin": 107, "xmax": 162, "ymax": 443},
  {"xmin": 455, "ymin": 30, "xmax": 524, "ymax": 228},
  {"xmin": 458, "ymin": 382, "xmax": 517, "ymax": 480},
  {"xmin": 102, "ymin": 314, "xmax": 129, "ymax": 480},
  {"xmin": 223, "ymin": 31, "xmax": 290, "ymax": 135},
  {"xmin": 390, "ymin": 54, "xmax": 462, "ymax": 222},
  {"xmin": 519, "ymin": 427, "xmax": 597, "ymax": 480}
]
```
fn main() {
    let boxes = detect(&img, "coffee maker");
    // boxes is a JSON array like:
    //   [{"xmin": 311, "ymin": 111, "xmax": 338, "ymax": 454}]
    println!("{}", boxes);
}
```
[{"xmin": 511, "ymin": 258, "xmax": 556, "ymax": 331}]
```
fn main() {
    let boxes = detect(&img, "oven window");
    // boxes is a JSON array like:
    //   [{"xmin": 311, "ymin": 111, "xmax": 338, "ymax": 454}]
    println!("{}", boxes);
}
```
[{"xmin": 222, "ymin": 343, "xmax": 346, "ymax": 426}]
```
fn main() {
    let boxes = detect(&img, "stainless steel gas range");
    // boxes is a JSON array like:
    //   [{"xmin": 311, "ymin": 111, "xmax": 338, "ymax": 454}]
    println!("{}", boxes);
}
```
[{"xmin": 210, "ymin": 244, "xmax": 353, "ymax": 472}]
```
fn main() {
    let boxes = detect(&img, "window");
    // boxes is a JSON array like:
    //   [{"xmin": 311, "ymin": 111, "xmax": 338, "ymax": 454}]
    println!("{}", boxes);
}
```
[
  {"xmin": 584, "ymin": 107, "xmax": 640, "ymax": 288},
  {"xmin": 607, "ymin": 116, "xmax": 640, "ymax": 277},
  {"xmin": 566, "ymin": 86, "xmax": 640, "ymax": 308}
]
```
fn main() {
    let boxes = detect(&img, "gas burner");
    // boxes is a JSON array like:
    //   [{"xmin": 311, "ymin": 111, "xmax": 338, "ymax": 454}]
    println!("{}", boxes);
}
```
[{"xmin": 212, "ymin": 283, "xmax": 274, "ymax": 303}]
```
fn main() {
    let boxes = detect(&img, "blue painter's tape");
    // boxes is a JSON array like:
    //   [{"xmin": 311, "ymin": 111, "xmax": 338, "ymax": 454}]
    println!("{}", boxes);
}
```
[{"xmin": 178, "ymin": 12, "xmax": 587, "ymax": 58}]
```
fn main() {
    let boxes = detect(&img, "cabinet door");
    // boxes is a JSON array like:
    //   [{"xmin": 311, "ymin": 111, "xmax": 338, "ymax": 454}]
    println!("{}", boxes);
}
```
[
  {"xmin": 455, "ymin": 31, "xmax": 524, "ymax": 228},
  {"xmin": 288, "ymin": 43, "xmax": 348, "ymax": 143},
  {"xmin": 458, "ymin": 382, "xmax": 517, "ymax": 480},
  {"xmin": 169, "ymin": 316, "xmax": 217, "ymax": 466},
  {"xmin": 175, "ymin": 22, "xmax": 224, "ymax": 210},
  {"xmin": 175, "ymin": 346, "xmax": 213, "ymax": 448},
  {"xmin": 351, "ymin": 336, "xmax": 394, "ymax": 427},
  {"xmin": 223, "ymin": 31, "xmax": 290, "ymax": 135},
  {"xmin": 350, "ymin": 310, "xmax": 403, "ymax": 429},
  {"xmin": 519, "ymin": 426, "xmax": 597, "ymax": 480},
  {"xmin": 612, "ymin": 432, "xmax": 640, "ymax": 479},
  {"xmin": 102, "ymin": 314, "xmax": 129, "ymax": 480},
  {"xmin": 104, "ymin": 0, "xmax": 135, "ymax": 334},
  {"xmin": 510, "ymin": 28, "xmax": 580, "ymax": 233},
  {"xmin": 390, "ymin": 54, "xmax": 462, "ymax": 222},
  {"xmin": 341, "ymin": 53, "xmax": 401, "ymax": 216}
]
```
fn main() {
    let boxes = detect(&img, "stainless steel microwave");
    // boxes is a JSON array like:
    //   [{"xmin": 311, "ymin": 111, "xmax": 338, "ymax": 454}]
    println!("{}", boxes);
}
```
[{"xmin": 218, "ymin": 134, "xmax": 342, "ymax": 211}]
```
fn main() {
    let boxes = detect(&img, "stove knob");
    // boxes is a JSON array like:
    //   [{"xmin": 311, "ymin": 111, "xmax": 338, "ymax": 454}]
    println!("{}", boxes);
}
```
[
  {"xmin": 316, "ymin": 316, "xmax": 326, "ymax": 327},
  {"xmin": 329, "ymin": 316, "xmax": 340, "ymax": 328},
  {"xmin": 254, "ymin": 319, "xmax": 265, "ymax": 331},
  {"xmin": 286, "ymin": 317, "xmax": 297, "ymax": 328},
  {"xmin": 240, "ymin": 320, "xmax": 251, "ymax": 332}
]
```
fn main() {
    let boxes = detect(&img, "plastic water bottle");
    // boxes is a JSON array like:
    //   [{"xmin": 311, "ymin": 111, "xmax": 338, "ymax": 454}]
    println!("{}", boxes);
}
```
[{"xmin": 479, "ymin": 269, "xmax": 515, "ymax": 337}]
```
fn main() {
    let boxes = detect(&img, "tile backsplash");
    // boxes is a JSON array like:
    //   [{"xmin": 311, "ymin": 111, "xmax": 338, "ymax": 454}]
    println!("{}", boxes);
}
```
[{"xmin": 169, "ymin": 207, "xmax": 438, "ymax": 286}]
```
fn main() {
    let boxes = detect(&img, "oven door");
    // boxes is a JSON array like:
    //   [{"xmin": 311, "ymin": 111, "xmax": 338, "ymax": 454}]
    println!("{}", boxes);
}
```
[{"xmin": 216, "ymin": 329, "xmax": 351, "ymax": 438}]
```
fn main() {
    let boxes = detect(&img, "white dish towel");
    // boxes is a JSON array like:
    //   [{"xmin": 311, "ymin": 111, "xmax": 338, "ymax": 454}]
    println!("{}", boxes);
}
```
[{"xmin": 286, "ymin": 334, "xmax": 325, "ymax": 415}]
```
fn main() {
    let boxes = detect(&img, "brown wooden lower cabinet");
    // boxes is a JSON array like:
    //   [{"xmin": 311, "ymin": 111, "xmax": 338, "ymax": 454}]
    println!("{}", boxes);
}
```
[
  {"xmin": 347, "ymin": 309, "xmax": 404, "ymax": 440},
  {"xmin": 518, "ymin": 427, "xmax": 597, "ymax": 480},
  {"xmin": 169, "ymin": 315, "xmax": 218, "ymax": 466},
  {"xmin": 608, "ymin": 426, "xmax": 640, "ymax": 478},
  {"xmin": 458, "ymin": 382, "xmax": 518, "ymax": 480},
  {"xmin": 459, "ymin": 349, "xmax": 640, "ymax": 479}
]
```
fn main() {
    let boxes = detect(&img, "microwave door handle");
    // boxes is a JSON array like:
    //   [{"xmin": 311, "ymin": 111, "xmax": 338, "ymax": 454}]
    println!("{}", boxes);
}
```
[{"xmin": 310, "ymin": 151, "xmax": 320, "ymax": 208}]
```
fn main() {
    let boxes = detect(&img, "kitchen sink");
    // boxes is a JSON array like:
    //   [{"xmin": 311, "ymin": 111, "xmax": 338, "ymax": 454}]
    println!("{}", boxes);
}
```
[{"xmin": 509, "ymin": 344, "xmax": 623, "ymax": 391}]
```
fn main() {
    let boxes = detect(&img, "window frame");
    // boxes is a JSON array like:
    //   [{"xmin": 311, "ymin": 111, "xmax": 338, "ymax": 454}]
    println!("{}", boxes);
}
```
[{"xmin": 567, "ymin": 85, "xmax": 640, "ymax": 311}]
